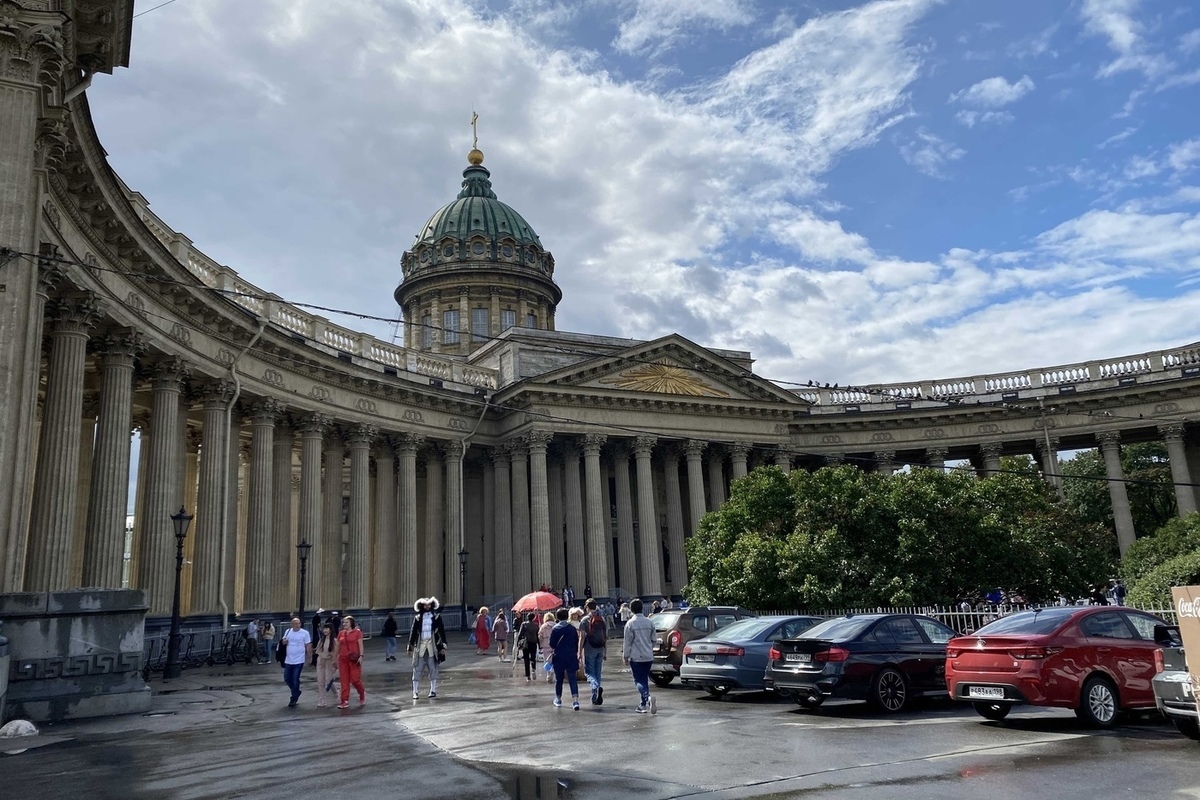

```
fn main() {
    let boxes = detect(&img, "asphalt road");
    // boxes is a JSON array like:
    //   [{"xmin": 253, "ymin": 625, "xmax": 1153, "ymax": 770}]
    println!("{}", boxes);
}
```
[{"xmin": 1, "ymin": 638, "xmax": 1197, "ymax": 799}]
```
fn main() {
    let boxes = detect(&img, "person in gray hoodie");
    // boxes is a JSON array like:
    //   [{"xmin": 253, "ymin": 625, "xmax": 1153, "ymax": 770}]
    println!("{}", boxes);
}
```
[{"xmin": 621, "ymin": 598, "xmax": 657, "ymax": 714}]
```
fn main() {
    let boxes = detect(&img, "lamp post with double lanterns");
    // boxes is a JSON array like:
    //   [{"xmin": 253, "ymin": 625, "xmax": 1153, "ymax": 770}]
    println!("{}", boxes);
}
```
[
  {"xmin": 163, "ymin": 506, "xmax": 193, "ymax": 680},
  {"xmin": 458, "ymin": 547, "xmax": 469, "ymax": 631},
  {"xmin": 296, "ymin": 539, "xmax": 312, "ymax": 622}
]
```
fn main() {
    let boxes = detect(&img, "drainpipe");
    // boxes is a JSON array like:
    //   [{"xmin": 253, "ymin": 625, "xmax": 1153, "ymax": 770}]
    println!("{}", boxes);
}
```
[
  {"xmin": 63, "ymin": 70, "xmax": 95, "ymax": 104},
  {"xmin": 218, "ymin": 317, "xmax": 268, "ymax": 629}
]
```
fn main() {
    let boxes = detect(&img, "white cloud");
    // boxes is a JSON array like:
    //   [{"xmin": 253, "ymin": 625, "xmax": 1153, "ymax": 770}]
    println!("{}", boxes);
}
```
[
  {"xmin": 613, "ymin": 0, "xmax": 755, "ymax": 56},
  {"xmin": 1079, "ymin": 0, "xmax": 1172, "ymax": 79},
  {"xmin": 955, "ymin": 110, "xmax": 1014, "ymax": 127},
  {"xmin": 1182, "ymin": 29, "xmax": 1200, "ymax": 53},
  {"xmin": 1123, "ymin": 154, "xmax": 1160, "ymax": 180},
  {"xmin": 1168, "ymin": 139, "xmax": 1200, "ymax": 172},
  {"xmin": 899, "ymin": 129, "xmax": 965, "ymax": 178},
  {"xmin": 949, "ymin": 75, "xmax": 1035, "ymax": 107}
]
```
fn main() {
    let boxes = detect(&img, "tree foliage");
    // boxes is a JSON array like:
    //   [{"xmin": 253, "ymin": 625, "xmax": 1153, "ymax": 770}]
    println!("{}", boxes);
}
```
[
  {"xmin": 1127, "ymin": 550, "xmax": 1200, "ymax": 609},
  {"xmin": 1061, "ymin": 443, "xmax": 1176, "ymax": 541},
  {"xmin": 1121, "ymin": 513, "xmax": 1200, "ymax": 585},
  {"xmin": 685, "ymin": 465, "xmax": 1116, "ymax": 610}
]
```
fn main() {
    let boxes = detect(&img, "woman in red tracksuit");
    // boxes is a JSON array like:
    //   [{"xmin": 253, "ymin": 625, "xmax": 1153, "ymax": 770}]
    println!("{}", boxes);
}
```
[{"xmin": 336, "ymin": 615, "xmax": 365, "ymax": 709}]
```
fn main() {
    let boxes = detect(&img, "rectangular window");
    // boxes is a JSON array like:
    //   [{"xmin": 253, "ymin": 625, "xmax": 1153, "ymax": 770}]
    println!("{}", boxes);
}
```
[
  {"xmin": 443, "ymin": 309, "xmax": 460, "ymax": 344},
  {"xmin": 501, "ymin": 309, "xmax": 516, "ymax": 331},
  {"xmin": 471, "ymin": 308, "xmax": 489, "ymax": 342},
  {"xmin": 526, "ymin": 313, "xmax": 537, "ymax": 329},
  {"xmin": 421, "ymin": 314, "xmax": 432, "ymax": 348}
]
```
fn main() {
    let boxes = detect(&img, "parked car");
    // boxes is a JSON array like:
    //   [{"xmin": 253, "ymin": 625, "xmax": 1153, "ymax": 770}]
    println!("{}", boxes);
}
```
[
  {"xmin": 1152, "ymin": 623, "xmax": 1199, "ymax": 740},
  {"xmin": 945, "ymin": 606, "xmax": 1171, "ymax": 727},
  {"xmin": 763, "ymin": 613, "xmax": 957, "ymax": 712},
  {"xmin": 679, "ymin": 615, "xmax": 824, "ymax": 697},
  {"xmin": 650, "ymin": 606, "xmax": 756, "ymax": 686}
]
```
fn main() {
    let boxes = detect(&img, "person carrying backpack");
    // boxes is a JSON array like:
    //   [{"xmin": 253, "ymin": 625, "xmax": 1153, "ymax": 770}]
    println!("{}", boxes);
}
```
[{"xmin": 579, "ymin": 598, "xmax": 608, "ymax": 706}]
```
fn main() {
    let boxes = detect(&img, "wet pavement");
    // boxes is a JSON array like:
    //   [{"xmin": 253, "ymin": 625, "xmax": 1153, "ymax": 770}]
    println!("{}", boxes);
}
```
[{"xmin": 1, "ymin": 638, "xmax": 1198, "ymax": 799}]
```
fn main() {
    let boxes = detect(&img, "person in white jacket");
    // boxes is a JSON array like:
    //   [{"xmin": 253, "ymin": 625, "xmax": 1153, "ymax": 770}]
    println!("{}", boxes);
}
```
[{"xmin": 621, "ymin": 598, "xmax": 657, "ymax": 715}]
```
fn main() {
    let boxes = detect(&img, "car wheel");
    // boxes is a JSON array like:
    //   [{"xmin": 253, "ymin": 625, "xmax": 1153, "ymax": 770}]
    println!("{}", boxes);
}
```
[
  {"xmin": 972, "ymin": 701, "xmax": 1011, "ymax": 721},
  {"xmin": 869, "ymin": 667, "xmax": 908, "ymax": 713},
  {"xmin": 704, "ymin": 686, "xmax": 730, "ymax": 698},
  {"xmin": 1075, "ymin": 674, "xmax": 1119, "ymax": 728},
  {"xmin": 651, "ymin": 674, "xmax": 675, "ymax": 688},
  {"xmin": 794, "ymin": 694, "xmax": 825, "ymax": 710},
  {"xmin": 1171, "ymin": 716, "xmax": 1200, "ymax": 741}
]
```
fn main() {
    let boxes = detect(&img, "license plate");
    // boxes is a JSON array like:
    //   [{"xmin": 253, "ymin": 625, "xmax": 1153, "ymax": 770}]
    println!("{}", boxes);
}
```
[
  {"xmin": 968, "ymin": 686, "xmax": 1005, "ymax": 699},
  {"xmin": 785, "ymin": 653, "xmax": 811, "ymax": 663},
  {"xmin": 693, "ymin": 654, "xmax": 714, "ymax": 662}
]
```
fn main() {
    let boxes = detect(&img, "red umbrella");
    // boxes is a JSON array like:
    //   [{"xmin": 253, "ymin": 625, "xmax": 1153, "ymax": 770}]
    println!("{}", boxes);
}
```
[{"xmin": 512, "ymin": 591, "xmax": 562, "ymax": 612}]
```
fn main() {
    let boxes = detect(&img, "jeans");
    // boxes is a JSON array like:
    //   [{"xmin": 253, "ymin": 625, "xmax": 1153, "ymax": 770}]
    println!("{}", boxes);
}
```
[
  {"xmin": 384, "ymin": 637, "xmax": 398, "ymax": 658},
  {"xmin": 630, "ymin": 660, "xmax": 651, "ymax": 707},
  {"xmin": 583, "ymin": 647, "xmax": 604, "ymax": 697},
  {"xmin": 554, "ymin": 665, "xmax": 579, "ymax": 699},
  {"xmin": 283, "ymin": 662, "xmax": 304, "ymax": 703},
  {"xmin": 522, "ymin": 646, "xmax": 538, "ymax": 679}
]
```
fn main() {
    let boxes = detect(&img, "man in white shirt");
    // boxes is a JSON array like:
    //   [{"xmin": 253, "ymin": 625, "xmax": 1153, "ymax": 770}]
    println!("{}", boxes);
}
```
[{"xmin": 281, "ymin": 617, "xmax": 313, "ymax": 707}]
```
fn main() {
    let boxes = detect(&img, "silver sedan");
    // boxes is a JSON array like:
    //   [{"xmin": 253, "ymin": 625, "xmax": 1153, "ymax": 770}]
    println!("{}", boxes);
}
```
[{"xmin": 680, "ymin": 616, "xmax": 824, "ymax": 698}]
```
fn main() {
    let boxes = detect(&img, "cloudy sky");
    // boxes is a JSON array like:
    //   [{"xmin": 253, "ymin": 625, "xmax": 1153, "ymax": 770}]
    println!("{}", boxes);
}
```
[{"xmin": 89, "ymin": 0, "xmax": 1200, "ymax": 388}]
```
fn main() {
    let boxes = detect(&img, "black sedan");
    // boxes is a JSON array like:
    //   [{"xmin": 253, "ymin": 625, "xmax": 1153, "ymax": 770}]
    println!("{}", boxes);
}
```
[{"xmin": 764, "ymin": 613, "xmax": 957, "ymax": 712}]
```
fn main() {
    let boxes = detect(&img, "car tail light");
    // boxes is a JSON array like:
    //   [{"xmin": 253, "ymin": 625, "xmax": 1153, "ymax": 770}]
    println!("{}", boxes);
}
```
[
  {"xmin": 769, "ymin": 646, "xmax": 782, "ymax": 661},
  {"xmin": 1154, "ymin": 648, "xmax": 1165, "ymax": 674},
  {"xmin": 946, "ymin": 646, "xmax": 961, "ymax": 659},
  {"xmin": 1009, "ymin": 646, "xmax": 1063, "ymax": 660},
  {"xmin": 714, "ymin": 646, "xmax": 745, "ymax": 657},
  {"xmin": 668, "ymin": 631, "xmax": 681, "ymax": 649},
  {"xmin": 813, "ymin": 647, "xmax": 850, "ymax": 663},
  {"xmin": 682, "ymin": 644, "xmax": 693, "ymax": 656}
]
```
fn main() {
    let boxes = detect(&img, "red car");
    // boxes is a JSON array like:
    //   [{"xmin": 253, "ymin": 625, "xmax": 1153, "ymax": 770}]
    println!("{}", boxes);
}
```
[{"xmin": 945, "ymin": 606, "xmax": 1170, "ymax": 727}]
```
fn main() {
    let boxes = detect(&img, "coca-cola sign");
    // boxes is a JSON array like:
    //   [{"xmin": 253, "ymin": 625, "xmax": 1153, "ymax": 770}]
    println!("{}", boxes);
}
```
[
  {"xmin": 1179, "ymin": 597, "xmax": 1200, "ymax": 618},
  {"xmin": 1170, "ymin": 586, "xmax": 1200, "ymax": 725}
]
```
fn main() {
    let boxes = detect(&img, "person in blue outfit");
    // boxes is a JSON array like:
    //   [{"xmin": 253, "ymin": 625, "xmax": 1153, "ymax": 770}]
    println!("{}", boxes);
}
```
[{"xmin": 548, "ymin": 607, "xmax": 581, "ymax": 710}]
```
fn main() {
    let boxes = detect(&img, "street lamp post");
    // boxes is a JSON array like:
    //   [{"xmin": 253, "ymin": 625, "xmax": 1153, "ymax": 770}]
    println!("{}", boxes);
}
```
[
  {"xmin": 296, "ymin": 539, "xmax": 312, "ymax": 622},
  {"xmin": 458, "ymin": 547, "xmax": 469, "ymax": 631},
  {"xmin": 164, "ymin": 506, "xmax": 193, "ymax": 680}
]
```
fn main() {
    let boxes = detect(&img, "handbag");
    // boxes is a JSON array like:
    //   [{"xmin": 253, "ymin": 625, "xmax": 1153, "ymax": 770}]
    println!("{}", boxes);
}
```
[
  {"xmin": 436, "ymin": 648, "xmax": 446, "ymax": 664},
  {"xmin": 275, "ymin": 638, "xmax": 287, "ymax": 666},
  {"xmin": 348, "ymin": 651, "xmax": 360, "ymax": 664}
]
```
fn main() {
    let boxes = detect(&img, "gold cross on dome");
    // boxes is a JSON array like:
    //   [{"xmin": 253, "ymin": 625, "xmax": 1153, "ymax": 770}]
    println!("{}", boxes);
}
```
[{"xmin": 471, "ymin": 111, "xmax": 479, "ymax": 150}]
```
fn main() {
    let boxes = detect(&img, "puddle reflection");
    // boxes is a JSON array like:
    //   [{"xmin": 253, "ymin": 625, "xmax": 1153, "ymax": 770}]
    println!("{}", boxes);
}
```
[{"xmin": 508, "ymin": 771, "xmax": 569, "ymax": 799}]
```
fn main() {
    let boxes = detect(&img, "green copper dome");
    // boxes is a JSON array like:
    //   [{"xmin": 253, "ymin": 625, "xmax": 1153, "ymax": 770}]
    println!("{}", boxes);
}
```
[{"xmin": 414, "ymin": 164, "xmax": 543, "ymax": 248}]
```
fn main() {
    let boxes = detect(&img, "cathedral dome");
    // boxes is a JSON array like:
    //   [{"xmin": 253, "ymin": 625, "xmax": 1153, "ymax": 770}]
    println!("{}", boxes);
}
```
[{"xmin": 414, "ymin": 163, "xmax": 543, "ymax": 250}]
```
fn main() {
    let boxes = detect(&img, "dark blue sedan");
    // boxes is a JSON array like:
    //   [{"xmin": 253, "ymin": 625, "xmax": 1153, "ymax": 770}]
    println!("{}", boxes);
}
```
[{"xmin": 679, "ymin": 616, "xmax": 824, "ymax": 698}]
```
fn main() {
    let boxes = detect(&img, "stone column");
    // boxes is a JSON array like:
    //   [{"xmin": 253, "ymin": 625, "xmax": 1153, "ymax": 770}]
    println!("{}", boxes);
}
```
[
  {"xmin": 510, "ymin": 437, "xmax": 532, "ymax": 594},
  {"xmin": 707, "ymin": 447, "xmax": 726, "ymax": 510},
  {"xmin": 397, "ymin": 433, "xmax": 423, "ymax": 604},
  {"xmin": 979, "ymin": 443, "xmax": 1002, "ymax": 477},
  {"xmin": 181, "ymin": 427, "xmax": 201, "ymax": 613},
  {"xmin": 492, "ymin": 444, "xmax": 513, "ymax": 597},
  {"xmin": 1035, "ymin": 435, "xmax": 1064, "ymax": 497},
  {"xmin": 1097, "ymin": 431, "xmax": 1137, "ymax": 556},
  {"xmin": 243, "ymin": 400, "xmax": 281, "ymax": 613},
  {"xmin": 130, "ymin": 411, "xmax": 151, "ymax": 585},
  {"xmin": 458, "ymin": 286, "xmax": 470, "ymax": 352},
  {"xmin": 136, "ymin": 358, "xmax": 189, "ymax": 615},
  {"xmin": 1160, "ymin": 424, "xmax": 1197, "ymax": 517},
  {"xmin": 189, "ymin": 384, "xmax": 232, "ymax": 614},
  {"xmin": 83, "ymin": 331, "xmax": 144, "ymax": 588},
  {"xmin": 685, "ymin": 440, "xmax": 707, "ymax": 536},
  {"xmin": 223, "ymin": 425, "xmax": 243, "ymax": 614},
  {"xmin": 528, "ymin": 431, "xmax": 553, "ymax": 590},
  {"xmin": 373, "ymin": 440, "xmax": 396, "ymax": 608},
  {"xmin": 612, "ymin": 442, "xmax": 638, "ymax": 597},
  {"xmin": 634, "ymin": 436, "xmax": 662, "ymax": 595},
  {"xmin": 662, "ymin": 447, "xmax": 687, "ymax": 593},
  {"xmin": 562, "ymin": 439, "xmax": 585, "ymax": 593},
  {"xmin": 773, "ymin": 448, "xmax": 792, "ymax": 473},
  {"xmin": 874, "ymin": 451, "xmax": 897, "ymax": 475},
  {"xmin": 295, "ymin": 413, "xmax": 327, "ymax": 612},
  {"xmin": 422, "ymin": 443, "xmax": 444, "ymax": 597},
  {"xmin": 601, "ymin": 455, "xmax": 615, "ymax": 591},
  {"xmin": 482, "ymin": 457, "xmax": 495, "ymax": 596},
  {"xmin": 320, "ymin": 430, "xmax": 345, "ymax": 609},
  {"xmin": 0, "ymin": 11, "xmax": 69, "ymax": 594},
  {"xmin": 730, "ymin": 442, "xmax": 751, "ymax": 481},
  {"xmin": 924, "ymin": 447, "xmax": 948, "ymax": 470},
  {"xmin": 547, "ymin": 455, "xmax": 566, "ymax": 591},
  {"xmin": 444, "ymin": 440, "xmax": 464, "ymax": 610},
  {"xmin": 270, "ymin": 420, "xmax": 295, "ymax": 611},
  {"xmin": 72, "ymin": 395, "xmax": 99, "ymax": 584},
  {"xmin": 583, "ymin": 434, "xmax": 609, "ymax": 596},
  {"xmin": 346, "ymin": 424, "xmax": 374, "ymax": 610},
  {"xmin": 24, "ymin": 295, "xmax": 101, "ymax": 591}
]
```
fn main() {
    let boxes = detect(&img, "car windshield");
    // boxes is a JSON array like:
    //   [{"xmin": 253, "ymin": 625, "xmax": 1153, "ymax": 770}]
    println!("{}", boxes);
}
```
[
  {"xmin": 652, "ymin": 612, "xmax": 684, "ymax": 632},
  {"xmin": 794, "ymin": 616, "xmax": 875, "ymax": 641},
  {"xmin": 705, "ymin": 619, "xmax": 774, "ymax": 640},
  {"xmin": 973, "ymin": 609, "xmax": 1076, "ymax": 636}
]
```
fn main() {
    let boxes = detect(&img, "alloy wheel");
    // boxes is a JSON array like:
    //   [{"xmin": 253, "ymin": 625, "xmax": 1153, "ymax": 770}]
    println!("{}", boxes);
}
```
[{"xmin": 872, "ymin": 668, "xmax": 908, "ymax": 712}]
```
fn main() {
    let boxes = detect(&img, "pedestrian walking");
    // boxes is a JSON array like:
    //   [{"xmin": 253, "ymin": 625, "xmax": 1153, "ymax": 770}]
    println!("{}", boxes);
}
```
[
  {"xmin": 623, "ymin": 598, "xmax": 657, "ymax": 714},
  {"xmin": 493, "ymin": 608, "xmax": 510, "ymax": 662},
  {"xmin": 580, "ymin": 598, "xmax": 608, "ymax": 705},
  {"xmin": 548, "ymin": 608, "xmax": 581, "ymax": 709},
  {"xmin": 261, "ymin": 620, "xmax": 276, "ymax": 662},
  {"xmin": 245, "ymin": 618, "xmax": 261, "ymax": 664},
  {"xmin": 336, "ymin": 615, "xmax": 366, "ymax": 709},
  {"xmin": 538, "ymin": 611, "xmax": 555, "ymax": 684},
  {"xmin": 516, "ymin": 612, "xmax": 540, "ymax": 682},
  {"xmin": 474, "ymin": 606, "xmax": 492, "ymax": 655},
  {"xmin": 1112, "ymin": 579, "xmax": 1127, "ymax": 606},
  {"xmin": 280, "ymin": 617, "xmax": 313, "ymax": 708},
  {"xmin": 381, "ymin": 611, "xmax": 399, "ymax": 662},
  {"xmin": 315, "ymin": 622, "xmax": 337, "ymax": 707},
  {"xmin": 408, "ymin": 597, "xmax": 447, "ymax": 699}
]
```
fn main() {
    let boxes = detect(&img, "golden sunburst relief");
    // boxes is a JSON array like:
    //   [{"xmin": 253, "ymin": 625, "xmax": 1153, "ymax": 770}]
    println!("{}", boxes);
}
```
[{"xmin": 598, "ymin": 362, "xmax": 731, "ymax": 398}]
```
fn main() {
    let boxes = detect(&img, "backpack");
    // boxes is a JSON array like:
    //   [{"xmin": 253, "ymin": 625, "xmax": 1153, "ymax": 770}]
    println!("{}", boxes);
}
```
[{"xmin": 585, "ymin": 614, "xmax": 607, "ymax": 649}]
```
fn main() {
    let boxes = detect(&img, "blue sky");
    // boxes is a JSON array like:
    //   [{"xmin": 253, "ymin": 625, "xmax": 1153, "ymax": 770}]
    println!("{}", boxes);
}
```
[{"xmin": 91, "ymin": 0, "xmax": 1200, "ymax": 388}]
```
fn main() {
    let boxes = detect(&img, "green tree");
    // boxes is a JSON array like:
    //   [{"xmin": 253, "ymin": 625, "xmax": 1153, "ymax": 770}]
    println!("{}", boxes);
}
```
[
  {"xmin": 1127, "ymin": 550, "xmax": 1200, "ymax": 609},
  {"xmin": 1060, "ymin": 442, "xmax": 1176, "ymax": 540},
  {"xmin": 1121, "ymin": 513, "xmax": 1200, "ymax": 585}
]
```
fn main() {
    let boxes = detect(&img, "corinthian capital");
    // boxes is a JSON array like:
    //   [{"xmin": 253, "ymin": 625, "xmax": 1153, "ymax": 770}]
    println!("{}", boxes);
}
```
[
  {"xmin": 634, "ymin": 435, "xmax": 657, "ymax": 457},
  {"xmin": 1096, "ymin": 430, "xmax": 1122, "ymax": 449},
  {"xmin": 0, "ymin": 9, "xmax": 67, "ymax": 89},
  {"xmin": 582, "ymin": 433, "xmax": 607, "ymax": 455},
  {"xmin": 47, "ymin": 292, "xmax": 103, "ymax": 335}
]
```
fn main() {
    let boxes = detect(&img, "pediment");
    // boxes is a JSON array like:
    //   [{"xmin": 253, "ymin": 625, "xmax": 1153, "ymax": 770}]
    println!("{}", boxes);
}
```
[{"xmin": 531, "ymin": 334, "xmax": 808, "ymax": 406}]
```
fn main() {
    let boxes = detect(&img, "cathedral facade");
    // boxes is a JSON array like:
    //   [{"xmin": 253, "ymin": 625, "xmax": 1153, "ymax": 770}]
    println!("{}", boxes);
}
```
[{"xmin": 4, "ymin": 1, "xmax": 1200, "ymax": 629}]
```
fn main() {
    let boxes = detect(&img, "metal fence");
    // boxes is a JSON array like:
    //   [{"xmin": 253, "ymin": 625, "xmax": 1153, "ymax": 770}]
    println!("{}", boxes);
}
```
[{"xmin": 759, "ymin": 603, "xmax": 1177, "ymax": 633}]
